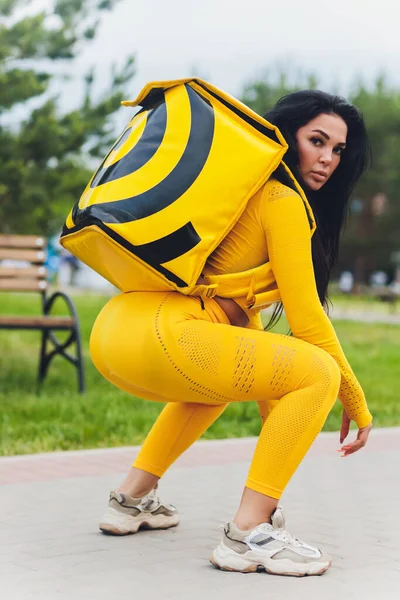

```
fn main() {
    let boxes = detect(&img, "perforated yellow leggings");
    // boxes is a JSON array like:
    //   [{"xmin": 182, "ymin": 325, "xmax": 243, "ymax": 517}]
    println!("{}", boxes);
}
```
[{"xmin": 90, "ymin": 291, "xmax": 341, "ymax": 499}]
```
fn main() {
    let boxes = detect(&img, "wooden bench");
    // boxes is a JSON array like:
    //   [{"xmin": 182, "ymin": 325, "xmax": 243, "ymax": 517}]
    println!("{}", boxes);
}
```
[{"xmin": 0, "ymin": 234, "xmax": 85, "ymax": 392}]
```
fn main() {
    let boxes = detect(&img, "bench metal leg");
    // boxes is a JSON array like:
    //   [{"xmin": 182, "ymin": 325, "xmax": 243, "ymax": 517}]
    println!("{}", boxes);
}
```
[
  {"xmin": 38, "ymin": 328, "xmax": 50, "ymax": 387},
  {"xmin": 37, "ymin": 324, "xmax": 85, "ymax": 393},
  {"xmin": 37, "ymin": 291, "xmax": 86, "ymax": 393}
]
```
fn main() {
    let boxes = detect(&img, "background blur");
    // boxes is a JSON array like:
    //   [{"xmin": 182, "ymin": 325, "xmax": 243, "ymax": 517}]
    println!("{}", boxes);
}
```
[{"xmin": 1, "ymin": 0, "xmax": 399, "ymax": 455}]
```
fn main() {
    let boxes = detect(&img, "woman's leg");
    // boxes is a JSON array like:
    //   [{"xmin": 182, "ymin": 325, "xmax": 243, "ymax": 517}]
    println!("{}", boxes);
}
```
[
  {"xmin": 90, "ymin": 295, "xmax": 230, "ymax": 498},
  {"xmin": 91, "ymin": 292, "xmax": 340, "ymax": 506},
  {"xmin": 92, "ymin": 291, "xmax": 340, "ymax": 573},
  {"xmin": 119, "ymin": 400, "xmax": 228, "ymax": 497}
]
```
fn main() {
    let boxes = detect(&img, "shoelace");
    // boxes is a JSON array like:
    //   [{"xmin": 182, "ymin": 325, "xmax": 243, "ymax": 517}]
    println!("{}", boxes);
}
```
[
  {"xmin": 257, "ymin": 522, "xmax": 301, "ymax": 547},
  {"xmin": 140, "ymin": 488, "xmax": 160, "ymax": 511}
]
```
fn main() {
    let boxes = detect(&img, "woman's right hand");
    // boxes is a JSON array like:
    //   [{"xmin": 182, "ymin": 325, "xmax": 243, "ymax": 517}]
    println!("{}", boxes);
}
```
[{"xmin": 338, "ymin": 409, "xmax": 372, "ymax": 457}]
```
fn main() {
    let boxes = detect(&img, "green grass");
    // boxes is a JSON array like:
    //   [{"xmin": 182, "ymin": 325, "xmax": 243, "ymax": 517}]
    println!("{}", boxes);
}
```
[{"xmin": 1, "ymin": 291, "xmax": 399, "ymax": 456}]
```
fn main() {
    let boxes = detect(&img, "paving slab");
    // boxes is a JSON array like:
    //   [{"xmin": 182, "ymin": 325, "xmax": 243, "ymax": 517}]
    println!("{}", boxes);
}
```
[{"xmin": 1, "ymin": 428, "xmax": 400, "ymax": 600}]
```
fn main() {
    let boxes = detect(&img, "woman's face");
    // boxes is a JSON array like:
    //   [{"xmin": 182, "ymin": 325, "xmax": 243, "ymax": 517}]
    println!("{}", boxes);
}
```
[{"xmin": 296, "ymin": 113, "xmax": 348, "ymax": 191}]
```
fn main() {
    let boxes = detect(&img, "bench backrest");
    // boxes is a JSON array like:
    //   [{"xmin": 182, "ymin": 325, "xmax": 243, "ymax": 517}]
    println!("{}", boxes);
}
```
[{"xmin": 0, "ymin": 235, "xmax": 47, "ymax": 293}]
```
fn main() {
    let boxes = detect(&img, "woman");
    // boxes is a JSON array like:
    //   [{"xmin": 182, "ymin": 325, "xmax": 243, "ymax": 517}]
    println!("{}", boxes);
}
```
[{"xmin": 90, "ymin": 90, "xmax": 373, "ymax": 577}]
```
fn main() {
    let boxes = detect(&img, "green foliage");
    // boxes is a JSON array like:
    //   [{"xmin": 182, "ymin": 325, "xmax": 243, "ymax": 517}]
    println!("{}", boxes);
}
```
[
  {"xmin": 240, "ymin": 66, "xmax": 319, "ymax": 116},
  {"xmin": 0, "ymin": 69, "xmax": 51, "ymax": 109},
  {"xmin": 342, "ymin": 76, "xmax": 400, "ymax": 277},
  {"xmin": 0, "ymin": 0, "xmax": 17, "ymax": 17},
  {"xmin": 0, "ymin": 0, "xmax": 135, "ymax": 235}
]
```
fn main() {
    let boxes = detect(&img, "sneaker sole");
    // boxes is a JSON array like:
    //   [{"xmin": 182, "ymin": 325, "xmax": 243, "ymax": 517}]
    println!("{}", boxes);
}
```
[
  {"xmin": 99, "ymin": 507, "xmax": 180, "ymax": 536},
  {"xmin": 210, "ymin": 542, "xmax": 331, "ymax": 577}
]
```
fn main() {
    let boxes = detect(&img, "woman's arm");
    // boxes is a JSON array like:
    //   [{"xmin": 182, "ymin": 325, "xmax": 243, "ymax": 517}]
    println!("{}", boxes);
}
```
[{"xmin": 262, "ymin": 188, "xmax": 372, "ymax": 429}]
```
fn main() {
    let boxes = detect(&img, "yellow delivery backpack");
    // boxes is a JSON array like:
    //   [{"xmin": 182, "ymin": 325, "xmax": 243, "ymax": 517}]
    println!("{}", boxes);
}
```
[{"xmin": 60, "ymin": 78, "xmax": 314, "ymax": 302}]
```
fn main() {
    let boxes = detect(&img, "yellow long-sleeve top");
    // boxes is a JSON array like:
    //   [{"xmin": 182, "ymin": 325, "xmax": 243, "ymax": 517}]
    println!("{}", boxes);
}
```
[{"xmin": 203, "ymin": 178, "xmax": 373, "ymax": 429}]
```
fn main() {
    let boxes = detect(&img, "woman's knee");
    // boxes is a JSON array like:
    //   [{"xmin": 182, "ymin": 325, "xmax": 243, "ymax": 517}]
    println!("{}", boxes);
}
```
[{"xmin": 312, "ymin": 348, "xmax": 341, "ymax": 400}]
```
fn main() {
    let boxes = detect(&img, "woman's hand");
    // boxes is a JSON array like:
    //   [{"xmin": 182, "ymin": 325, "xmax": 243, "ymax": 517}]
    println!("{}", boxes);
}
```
[{"xmin": 338, "ymin": 409, "xmax": 372, "ymax": 457}]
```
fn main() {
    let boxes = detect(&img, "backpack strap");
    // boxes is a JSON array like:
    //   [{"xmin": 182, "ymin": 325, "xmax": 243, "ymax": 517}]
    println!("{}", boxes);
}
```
[{"xmin": 190, "ymin": 261, "xmax": 281, "ymax": 310}]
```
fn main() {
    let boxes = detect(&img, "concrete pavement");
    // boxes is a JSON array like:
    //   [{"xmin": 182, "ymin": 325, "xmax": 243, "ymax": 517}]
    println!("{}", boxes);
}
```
[
  {"xmin": 329, "ymin": 306, "xmax": 400, "ymax": 325},
  {"xmin": 1, "ymin": 429, "xmax": 400, "ymax": 600}
]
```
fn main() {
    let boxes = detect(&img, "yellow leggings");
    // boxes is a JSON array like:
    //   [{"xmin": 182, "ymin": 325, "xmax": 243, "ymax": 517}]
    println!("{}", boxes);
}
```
[{"xmin": 90, "ymin": 291, "xmax": 341, "ymax": 499}]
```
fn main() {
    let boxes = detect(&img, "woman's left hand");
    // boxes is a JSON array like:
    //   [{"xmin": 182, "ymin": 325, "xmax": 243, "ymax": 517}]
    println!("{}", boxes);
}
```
[{"xmin": 338, "ymin": 409, "xmax": 372, "ymax": 457}]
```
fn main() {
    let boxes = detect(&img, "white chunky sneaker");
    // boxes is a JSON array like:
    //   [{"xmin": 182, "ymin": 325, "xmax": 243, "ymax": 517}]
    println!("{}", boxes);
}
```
[
  {"xmin": 210, "ymin": 507, "xmax": 331, "ymax": 577},
  {"xmin": 99, "ymin": 486, "xmax": 179, "ymax": 535}
]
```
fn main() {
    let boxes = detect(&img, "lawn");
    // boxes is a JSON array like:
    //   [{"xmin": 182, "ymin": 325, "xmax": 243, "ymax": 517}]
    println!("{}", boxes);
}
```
[{"xmin": 1, "ymin": 291, "xmax": 399, "ymax": 456}]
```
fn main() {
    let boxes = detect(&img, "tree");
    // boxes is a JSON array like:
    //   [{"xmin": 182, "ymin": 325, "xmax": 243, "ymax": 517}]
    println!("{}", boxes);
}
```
[
  {"xmin": 240, "ymin": 66, "xmax": 319, "ymax": 116},
  {"xmin": 340, "ymin": 77, "xmax": 400, "ymax": 284},
  {"xmin": 0, "ymin": 0, "xmax": 136, "ymax": 235}
]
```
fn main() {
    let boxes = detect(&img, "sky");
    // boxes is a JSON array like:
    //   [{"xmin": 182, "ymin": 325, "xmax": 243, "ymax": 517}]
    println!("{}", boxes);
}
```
[
  {"xmin": 8, "ymin": 0, "xmax": 400, "ymax": 130},
  {"xmin": 81, "ymin": 0, "xmax": 400, "ymax": 95}
]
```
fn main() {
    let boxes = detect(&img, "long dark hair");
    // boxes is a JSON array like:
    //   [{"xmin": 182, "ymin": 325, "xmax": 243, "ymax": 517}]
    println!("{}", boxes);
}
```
[{"xmin": 263, "ymin": 90, "xmax": 371, "ymax": 329}]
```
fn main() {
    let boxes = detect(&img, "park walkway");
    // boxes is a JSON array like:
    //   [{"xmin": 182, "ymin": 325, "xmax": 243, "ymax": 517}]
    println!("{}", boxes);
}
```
[
  {"xmin": 1, "ymin": 428, "xmax": 400, "ymax": 600},
  {"xmin": 330, "ymin": 306, "xmax": 400, "ymax": 324}
]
